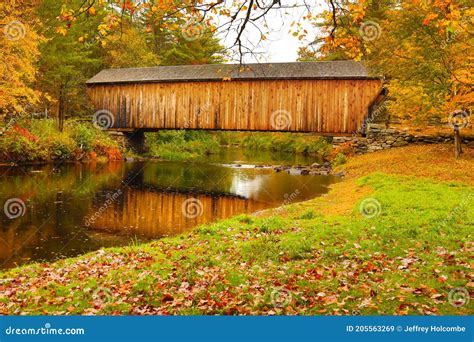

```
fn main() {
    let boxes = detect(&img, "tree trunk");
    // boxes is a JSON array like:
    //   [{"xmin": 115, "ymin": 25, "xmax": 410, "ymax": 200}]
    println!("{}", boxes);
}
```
[
  {"xmin": 58, "ymin": 88, "xmax": 65, "ymax": 132},
  {"xmin": 454, "ymin": 128, "xmax": 461, "ymax": 159}
]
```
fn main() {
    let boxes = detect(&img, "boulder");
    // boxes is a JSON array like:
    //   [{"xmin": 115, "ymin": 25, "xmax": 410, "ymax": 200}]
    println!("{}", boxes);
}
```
[
  {"xmin": 300, "ymin": 168, "xmax": 310, "ymax": 175},
  {"xmin": 392, "ymin": 141, "xmax": 408, "ymax": 147},
  {"xmin": 333, "ymin": 137, "xmax": 349, "ymax": 144}
]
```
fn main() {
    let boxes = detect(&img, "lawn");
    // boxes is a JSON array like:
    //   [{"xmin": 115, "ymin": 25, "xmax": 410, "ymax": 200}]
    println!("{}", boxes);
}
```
[{"xmin": 0, "ymin": 145, "xmax": 472, "ymax": 315}]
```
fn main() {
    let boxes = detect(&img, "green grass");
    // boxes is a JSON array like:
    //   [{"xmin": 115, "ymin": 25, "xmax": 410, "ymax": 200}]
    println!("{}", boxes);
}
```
[
  {"xmin": 237, "ymin": 132, "xmax": 332, "ymax": 157},
  {"xmin": 144, "ymin": 131, "xmax": 333, "ymax": 161},
  {"xmin": 145, "ymin": 130, "xmax": 220, "ymax": 160},
  {"xmin": 0, "ymin": 173, "xmax": 472, "ymax": 315}
]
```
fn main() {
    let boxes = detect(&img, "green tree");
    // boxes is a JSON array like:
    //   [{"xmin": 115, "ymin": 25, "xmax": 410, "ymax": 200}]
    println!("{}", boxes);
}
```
[
  {"xmin": 160, "ymin": 29, "xmax": 226, "ymax": 65},
  {"xmin": 36, "ymin": 0, "xmax": 104, "ymax": 129},
  {"xmin": 102, "ymin": 23, "xmax": 160, "ymax": 68},
  {"xmin": 140, "ymin": 4, "xmax": 226, "ymax": 65}
]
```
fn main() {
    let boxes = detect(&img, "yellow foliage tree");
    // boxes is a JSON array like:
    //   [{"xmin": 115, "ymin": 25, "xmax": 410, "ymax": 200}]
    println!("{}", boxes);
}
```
[{"xmin": 0, "ymin": 1, "xmax": 44, "ymax": 117}]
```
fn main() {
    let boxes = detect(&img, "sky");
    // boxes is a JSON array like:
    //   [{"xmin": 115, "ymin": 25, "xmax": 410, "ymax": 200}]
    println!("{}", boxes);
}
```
[{"xmin": 215, "ymin": 2, "xmax": 325, "ymax": 63}]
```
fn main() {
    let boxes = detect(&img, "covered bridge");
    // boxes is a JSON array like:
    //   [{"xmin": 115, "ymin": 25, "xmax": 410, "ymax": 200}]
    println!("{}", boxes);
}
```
[{"xmin": 86, "ymin": 61, "xmax": 384, "ymax": 134}]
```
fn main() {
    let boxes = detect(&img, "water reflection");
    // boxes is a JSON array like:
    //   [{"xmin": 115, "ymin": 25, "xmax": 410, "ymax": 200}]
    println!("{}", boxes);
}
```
[
  {"xmin": 88, "ymin": 190, "xmax": 268, "ymax": 237},
  {"xmin": 201, "ymin": 146, "xmax": 322, "ymax": 166},
  {"xmin": 0, "ymin": 150, "xmax": 336, "ymax": 268}
]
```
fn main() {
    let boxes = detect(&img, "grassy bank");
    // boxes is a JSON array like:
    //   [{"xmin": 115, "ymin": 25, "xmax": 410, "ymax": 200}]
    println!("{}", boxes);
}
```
[
  {"xmin": 0, "ymin": 119, "xmax": 122, "ymax": 163},
  {"xmin": 145, "ymin": 131, "xmax": 334, "ymax": 162},
  {"xmin": 0, "ymin": 145, "xmax": 472, "ymax": 315},
  {"xmin": 219, "ymin": 132, "xmax": 332, "ymax": 158},
  {"xmin": 145, "ymin": 130, "xmax": 220, "ymax": 160},
  {"xmin": 0, "ymin": 121, "xmax": 336, "ymax": 164}
]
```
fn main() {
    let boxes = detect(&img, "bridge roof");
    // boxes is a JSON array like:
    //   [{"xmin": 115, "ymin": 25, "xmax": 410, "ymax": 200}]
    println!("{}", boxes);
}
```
[{"xmin": 87, "ymin": 61, "xmax": 378, "ymax": 85}]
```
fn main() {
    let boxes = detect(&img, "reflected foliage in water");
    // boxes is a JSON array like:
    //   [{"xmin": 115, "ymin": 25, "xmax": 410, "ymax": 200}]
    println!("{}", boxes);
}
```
[{"xmin": 0, "ymin": 148, "xmax": 335, "ymax": 268}]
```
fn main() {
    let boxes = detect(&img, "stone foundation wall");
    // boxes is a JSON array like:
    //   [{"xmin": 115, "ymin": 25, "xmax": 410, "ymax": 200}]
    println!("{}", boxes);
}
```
[
  {"xmin": 332, "ymin": 124, "xmax": 474, "ymax": 154},
  {"xmin": 108, "ymin": 131, "xmax": 129, "ymax": 151}
]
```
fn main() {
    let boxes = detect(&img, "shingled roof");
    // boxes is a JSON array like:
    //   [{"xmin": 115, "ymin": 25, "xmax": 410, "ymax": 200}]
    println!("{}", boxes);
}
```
[{"xmin": 86, "ymin": 61, "xmax": 377, "ymax": 85}]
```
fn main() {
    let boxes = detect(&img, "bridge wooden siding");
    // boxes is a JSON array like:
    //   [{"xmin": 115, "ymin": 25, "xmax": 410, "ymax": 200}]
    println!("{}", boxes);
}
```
[{"xmin": 87, "ymin": 61, "xmax": 384, "ymax": 134}]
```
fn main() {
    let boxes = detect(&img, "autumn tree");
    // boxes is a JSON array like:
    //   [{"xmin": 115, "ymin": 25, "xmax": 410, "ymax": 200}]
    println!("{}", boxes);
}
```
[
  {"xmin": 35, "ymin": 0, "xmax": 109, "ymax": 129},
  {"xmin": 301, "ymin": 0, "xmax": 473, "ymax": 126},
  {"xmin": 0, "ymin": 0, "xmax": 43, "ymax": 118},
  {"xmin": 54, "ymin": 1, "xmax": 319, "ymax": 63},
  {"xmin": 301, "ymin": 0, "xmax": 392, "ymax": 61},
  {"xmin": 368, "ymin": 0, "xmax": 473, "ymax": 124},
  {"xmin": 101, "ymin": 23, "xmax": 160, "ymax": 68}
]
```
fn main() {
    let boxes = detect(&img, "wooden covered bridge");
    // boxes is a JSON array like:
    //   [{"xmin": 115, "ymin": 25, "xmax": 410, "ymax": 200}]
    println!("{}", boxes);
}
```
[{"xmin": 86, "ymin": 61, "xmax": 384, "ymax": 136}]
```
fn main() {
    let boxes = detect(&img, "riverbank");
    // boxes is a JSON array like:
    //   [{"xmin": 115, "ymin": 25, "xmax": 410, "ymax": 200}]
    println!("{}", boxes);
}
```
[
  {"xmin": 0, "ymin": 119, "xmax": 122, "ymax": 163},
  {"xmin": 144, "ymin": 131, "xmax": 334, "ymax": 162},
  {"xmin": 0, "ymin": 144, "xmax": 472, "ymax": 315},
  {"xmin": 0, "ymin": 121, "xmax": 335, "ymax": 165}
]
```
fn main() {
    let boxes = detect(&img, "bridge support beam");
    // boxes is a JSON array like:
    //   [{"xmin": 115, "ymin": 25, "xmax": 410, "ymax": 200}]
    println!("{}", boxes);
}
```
[{"xmin": 123, "ymin": 130, "xmax": 146, "ymax": 154}]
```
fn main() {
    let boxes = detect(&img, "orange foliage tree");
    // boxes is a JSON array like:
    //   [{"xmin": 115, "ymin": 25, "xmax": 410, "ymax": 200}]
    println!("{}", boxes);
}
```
[{"xmin": 300, "ymin": 0, "xmax": 473, "ymax": 126}]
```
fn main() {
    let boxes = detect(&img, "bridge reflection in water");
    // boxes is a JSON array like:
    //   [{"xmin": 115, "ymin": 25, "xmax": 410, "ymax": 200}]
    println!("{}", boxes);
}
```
[
  {"xmin": 0, "ymin": 155, "xmax": 336, "ymax": 268},
  {"xmin": 87, "ymin": 189, "xmax": 268, "ymax": 238}
]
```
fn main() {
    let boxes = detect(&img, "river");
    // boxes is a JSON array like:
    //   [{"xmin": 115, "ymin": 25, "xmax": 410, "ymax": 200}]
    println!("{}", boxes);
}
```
[{"xmin": 0, "ymin": 147, "xmax": 337, "ymax": 269}]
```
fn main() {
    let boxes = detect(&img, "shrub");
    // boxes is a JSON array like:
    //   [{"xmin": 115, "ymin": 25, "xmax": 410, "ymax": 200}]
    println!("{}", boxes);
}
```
[
  {"xmin": 67, "ymin": 122, "xmax": 97, "ymax": 151},
  {"xmin": 332, "ymin": 153, "xmax": 347, "ymax": 166},
  {"xmin": 0, "ymin": 119, "xmax": 121, "ymax": 163},
  {"xmin": 49, "ymin": 134, "xmax": 76, "ymax": 160},
  {"xmin": 27, "ymin": 119, "xmax": 57, "ymax": 139},
  {"xmin": 0, "ymin": 127, "xmax": 47, "ymax": 162}
]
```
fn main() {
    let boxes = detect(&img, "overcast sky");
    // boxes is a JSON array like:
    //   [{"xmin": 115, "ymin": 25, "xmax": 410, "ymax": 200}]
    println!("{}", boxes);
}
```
[{"xmin": 215, "ymin": 2, "xmax": 325, "ymax": 63}]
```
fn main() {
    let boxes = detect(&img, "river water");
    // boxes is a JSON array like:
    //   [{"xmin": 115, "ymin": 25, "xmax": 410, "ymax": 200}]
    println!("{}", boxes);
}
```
[{"xmin": 0, "ymin": 147, "xmax": 336, "ymax": 269}]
